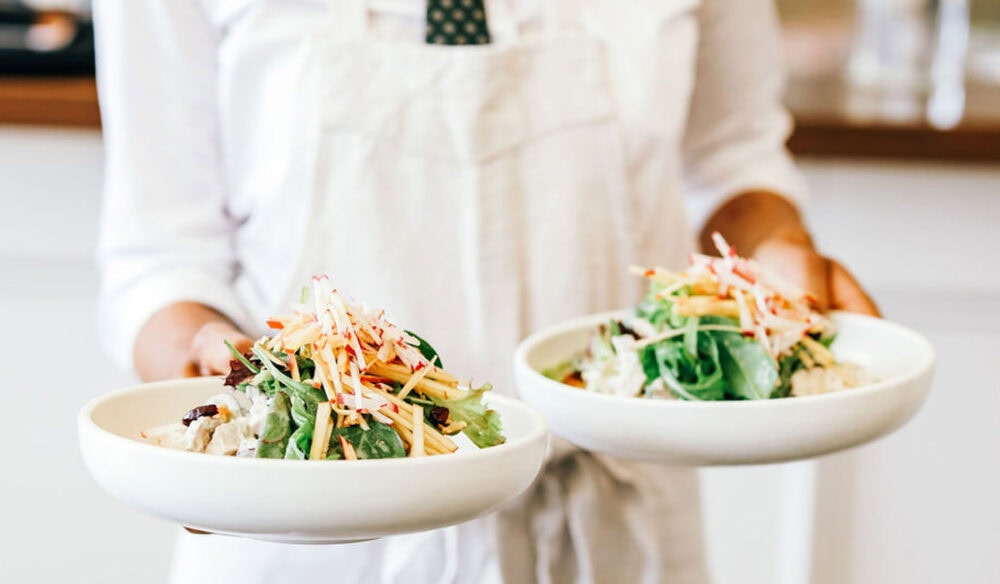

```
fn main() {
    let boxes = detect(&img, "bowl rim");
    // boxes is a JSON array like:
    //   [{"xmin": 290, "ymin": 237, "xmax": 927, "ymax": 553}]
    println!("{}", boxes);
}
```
[
  {"xmin": 514, "ymin": 309, "xmax": 936, "ymax": 410},
  {"xmin": 78, "ymin": 377, "xmax": 548, "ymax": 468}
]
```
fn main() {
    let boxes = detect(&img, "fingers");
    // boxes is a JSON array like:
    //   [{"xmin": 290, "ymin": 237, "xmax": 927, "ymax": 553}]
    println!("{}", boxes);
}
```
[
  {"xmin": 799, "ymin": 253, "xmax": 831, "ymax": 312},
  {"xmin": 203, "ymin": 332, "xmax": 253, "ymax": 376},
  {"xmin": 189, "ymin": 322, "xmax": 253, "ymax": 377},
  {"xmin": 184, "ymin": 527, "xmax": 212, "ymax": 535},
  {"xmin": 753, "ymin": 239, "xmax": 830, "ymax": 311},
  {"xmin": 752, "ymin": 238, "xmax": 878, "ymax": 317},
  {"xmin": 828, "ymin": 259, "xmax": 881, "ymax": 316}
]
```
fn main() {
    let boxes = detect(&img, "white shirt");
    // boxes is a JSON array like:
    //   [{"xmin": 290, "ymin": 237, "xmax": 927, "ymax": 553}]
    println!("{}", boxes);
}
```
[{"xmin": 94, "ymin": 1, "xmax": 805, "ymax": 582}]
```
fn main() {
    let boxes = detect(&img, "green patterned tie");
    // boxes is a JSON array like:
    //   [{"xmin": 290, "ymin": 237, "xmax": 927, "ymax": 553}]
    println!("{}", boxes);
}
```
[{"xmin": 426, "ymin": 0, "xmax": 491, "ymax": 45}]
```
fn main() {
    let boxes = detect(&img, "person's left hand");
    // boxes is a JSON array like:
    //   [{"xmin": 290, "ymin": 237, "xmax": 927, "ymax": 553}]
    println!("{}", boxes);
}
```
[{"xmin": 753, "ymin": 230, "xmax": 880, "ymax": 316}]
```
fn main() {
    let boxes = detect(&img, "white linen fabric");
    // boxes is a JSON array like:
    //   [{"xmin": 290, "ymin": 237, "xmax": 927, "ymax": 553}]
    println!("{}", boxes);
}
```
[{"xmin": 93, "ymin": 0, "xmax": 805, "ymax": 582}]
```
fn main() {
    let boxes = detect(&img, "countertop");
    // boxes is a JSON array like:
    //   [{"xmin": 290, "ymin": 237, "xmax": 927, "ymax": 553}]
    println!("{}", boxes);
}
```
[{"xmin": 4, "ymin": 74, "xmax": 1000, "ymax": 162}]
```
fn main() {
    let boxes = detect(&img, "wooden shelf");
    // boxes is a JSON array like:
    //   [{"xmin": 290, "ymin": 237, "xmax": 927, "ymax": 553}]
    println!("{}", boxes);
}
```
[
  {"xmin": 4, "ymin": 73, "xmax": 1000, "ymax": 162},
  {"xmin": 786, "ymin": 75, "xmax": 1000, "ymax": 162},
  {"xmin": 0, "ymin": 76, "xmax": 100, "ymax": 128}
]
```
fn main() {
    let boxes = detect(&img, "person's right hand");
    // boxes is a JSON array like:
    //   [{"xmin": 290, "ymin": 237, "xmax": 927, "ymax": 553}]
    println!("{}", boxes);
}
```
[{"xmin": 183, "ymin": 321, "xmax": 253, "ymax": 377}]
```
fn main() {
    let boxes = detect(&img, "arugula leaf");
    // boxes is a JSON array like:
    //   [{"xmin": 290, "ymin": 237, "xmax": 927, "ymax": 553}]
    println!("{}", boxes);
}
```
[
  {"xmin": 683, "ymin": 316, "xmax": 700, "ymax": 359},
  {"xmin": 326, "ymin": 422, "xmax": 406, "ymax": 460},
  {"xmin": 224, "ymin": 340, "xmax": 259, "ymax": 374},
  {"xmin": 427, "ymin": 385, "xmax": 505, "ymax": 448},
  {"xmin": 252, "ymin": 346, "xmax": 327, "ymax": 406},
  {"xmin": 646, "ymin": 333, "xmax": 726, "ymax": 401}
]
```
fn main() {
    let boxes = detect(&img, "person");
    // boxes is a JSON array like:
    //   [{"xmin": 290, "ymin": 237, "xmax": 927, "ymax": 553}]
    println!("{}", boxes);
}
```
[{"xmin": 94, "ymin": 0, "xmax": 878, "ymax": 582}]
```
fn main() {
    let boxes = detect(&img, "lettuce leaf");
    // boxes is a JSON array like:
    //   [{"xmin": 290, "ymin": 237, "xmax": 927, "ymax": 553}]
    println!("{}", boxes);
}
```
[{"xmin": 428, "ymin": 385, "xmax": 505, "ymax": 448}]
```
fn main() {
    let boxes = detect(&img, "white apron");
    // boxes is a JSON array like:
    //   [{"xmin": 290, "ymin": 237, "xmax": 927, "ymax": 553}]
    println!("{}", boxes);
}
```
[{"xmin": 173, "ymin": 1, "xmax": 707, "ymax": 582}]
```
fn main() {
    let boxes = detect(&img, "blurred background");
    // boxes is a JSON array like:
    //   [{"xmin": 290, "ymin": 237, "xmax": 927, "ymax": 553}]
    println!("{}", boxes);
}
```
[{"xmin": 0, "ymin": 0, "xmax": 997, "ymax": 582}]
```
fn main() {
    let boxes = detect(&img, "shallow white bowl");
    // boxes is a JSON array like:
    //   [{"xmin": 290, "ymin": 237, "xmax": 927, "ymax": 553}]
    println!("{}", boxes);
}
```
[
  {"xmin": 78, "ymin": 378, "xmax": 547, "ymax": 543},
  {"xmin": 514, "ymin": 311, "xmax": 934, "ymax": 466}
]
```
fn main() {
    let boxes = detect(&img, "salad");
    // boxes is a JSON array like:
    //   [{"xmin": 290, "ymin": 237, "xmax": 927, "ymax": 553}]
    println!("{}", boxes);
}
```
[
  {"xmin": 545, "ymin": 233, "xmax": 868, "ymax": 401},
  {"xmin": 144, "ymin": 277, "xmax": 505, "ymax": 460}
]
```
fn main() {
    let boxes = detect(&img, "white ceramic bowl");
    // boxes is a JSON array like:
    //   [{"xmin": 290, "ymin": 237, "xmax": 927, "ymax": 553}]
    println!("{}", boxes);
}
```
[
  {"xmin": 78, "ymin": 378, "xmax": 547, "ymax": 543},
  {"xmin": 514, "ymin": 310, "xmax": 934, "ymax": 466}
]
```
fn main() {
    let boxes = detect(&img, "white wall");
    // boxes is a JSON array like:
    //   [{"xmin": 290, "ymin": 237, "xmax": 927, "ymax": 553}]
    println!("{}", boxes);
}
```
[
  {"xmin": 2, "ymin": 126, "xmax": 997, "ymax": 584},
  {"xmin": 803, "ymin": 159, "xmax": 1000, "ymax": 584},
  {"xmin": 700, "ymin": 160, "xmax": 1000, "ymax": 584},
  {"xmin": 0, "ymin": 126, "xmax": 174, "ymax": 584}
]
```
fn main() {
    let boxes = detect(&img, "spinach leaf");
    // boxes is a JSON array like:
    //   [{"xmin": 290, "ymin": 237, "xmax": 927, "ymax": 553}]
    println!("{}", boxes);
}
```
[
  {"xmin": 405, "ymin": 330, "xmax": 442, "ymax": 368},
  {"xmin": 639, "ymin": 344, "xmax": 661, "ymax": 383},
  {"xmin": 255, "ymin": 392, "xmax": 292, "ymax": 459},
  {"xmin": 289, "ymin": 395, "xmax": 316, "ymax": 428},
  {"xmin": 326, "ymin": 421, "xmax": 406, "ymax": 460},
  {"xmin": 711, "ymin": 328, "xmax": 778, "ymax": 400},
  {"xmin": 294, "ymin": 356, "xmax": 316, "ymax": 382},
  {"xmin": 284, "ymin": 420, "xmax": 312, "ymax": 460}
]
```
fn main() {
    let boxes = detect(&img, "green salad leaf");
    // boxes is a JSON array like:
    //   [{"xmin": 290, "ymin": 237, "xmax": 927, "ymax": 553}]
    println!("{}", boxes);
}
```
[
  {"xmin": 289, "ymin": 395, "xmax": 316, "ymax": 427},
  {"xmin": 326, "ymin": 422, "xmax": 406, "ymax": 460},
  {"xmin": 705, "ymin": 317, "xmax": 779, "ymax": 400},
  {"xmin": 284, "ymin": 421, "xmax": 313, "ymax": 460},
  {"xmin": 255, "ymin": 392, "xmax": 292, "ymax": 459},
  {"xmin": 252, "ymin": 346, "xmax": 327, "ymax": 405},
  {"xmin": 427, "ymin": 385, "xmax": 505, "ymax": 448},
  {"xmin": 542, "ymin": 360, "xmax": 579, "ymax": 382},
  {"xmin": 405, "ymin": 330, "xmax": 443, "ymax": 369},
  {"xmin": 640, "ymin": 331, "xmax": 726, "ymax": 401}
]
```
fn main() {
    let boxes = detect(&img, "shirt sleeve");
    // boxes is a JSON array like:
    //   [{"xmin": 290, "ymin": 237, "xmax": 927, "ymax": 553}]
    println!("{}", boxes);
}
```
[
  {"xmin": 681, "ymin": 0, "xmax": 808, "ymax": 232},
  {"xmin": 93, "ymin": 0, "xmax": 247, "ymax": 371}
]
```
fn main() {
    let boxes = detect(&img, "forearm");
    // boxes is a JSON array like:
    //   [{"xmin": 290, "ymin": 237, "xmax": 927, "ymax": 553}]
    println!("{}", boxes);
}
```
[
  {"xmin": 699, "ymin": 190, "xmax": 812, "ymax": 256},
  {"xmin": 134, "ymin": 302, "xmax": 236, "ymax": 381}
]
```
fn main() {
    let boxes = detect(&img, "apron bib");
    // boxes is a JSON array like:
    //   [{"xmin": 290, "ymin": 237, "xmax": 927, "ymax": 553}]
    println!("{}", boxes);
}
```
[{"xmin": 291, "ymin": 0, "xmax": 641, "ymax": 389}]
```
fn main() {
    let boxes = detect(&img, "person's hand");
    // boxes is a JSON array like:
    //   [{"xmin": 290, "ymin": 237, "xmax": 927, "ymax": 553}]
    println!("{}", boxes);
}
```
[
  {"xmin": 183, "ymin": 321, "xmax": 253, "ymax": 377},
  {"xmin": 700, "ymin": 191, "xmax": 879, "ymax": 317},
  {"xmin": 752, "ymin": 228, "xmax": 880, "ymax": 316}
]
